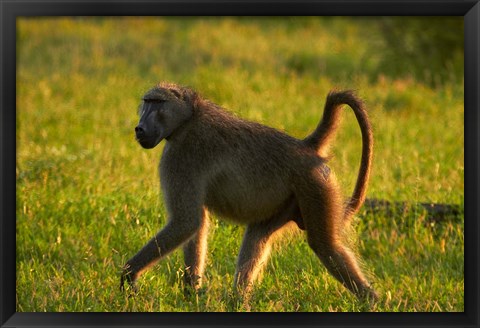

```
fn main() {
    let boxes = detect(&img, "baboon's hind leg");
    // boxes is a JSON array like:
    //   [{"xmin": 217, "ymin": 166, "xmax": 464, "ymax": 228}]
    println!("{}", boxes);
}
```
[
  {"xmin": 234, "ymin": 216, "xmax": 292, "ymax": 298},
  {"xmin": 295, "ymin": 172, "xmax": 378, "ymax": 301},
  {"xmin": 183, "ymin": 209, "xmax": 210, "ymax": 291}
]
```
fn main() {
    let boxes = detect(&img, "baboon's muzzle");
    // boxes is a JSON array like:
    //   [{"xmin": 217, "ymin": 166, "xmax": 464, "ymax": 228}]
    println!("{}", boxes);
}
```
[
  {"xmin": 135, "ymin": 125, "xmax": 158, "ymax": 149},
  {"xmin": 135, "ymin": 125, "xmax": 146, "ymax": 139}
]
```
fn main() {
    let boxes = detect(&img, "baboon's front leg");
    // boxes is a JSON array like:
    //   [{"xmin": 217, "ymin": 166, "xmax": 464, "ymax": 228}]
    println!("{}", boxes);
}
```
[
  {"xmin": 183, "ymin": 210, "xmax": 210, "ymax": 291},
  {"xmin": 120, "ymin": 216, "xmax": 202, "ymax": 292}
]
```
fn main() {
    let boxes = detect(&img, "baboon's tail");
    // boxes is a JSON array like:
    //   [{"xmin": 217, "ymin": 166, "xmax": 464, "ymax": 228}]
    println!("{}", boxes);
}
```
[{"xmin": 304, "ymin": 90, "xmax": 373, "ymax": 220}]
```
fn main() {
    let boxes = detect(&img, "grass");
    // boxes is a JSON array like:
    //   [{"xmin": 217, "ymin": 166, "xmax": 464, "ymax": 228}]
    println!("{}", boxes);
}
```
[{"xmin": 16, "ymin": 17, "xmax": 464, "ymax": 312}]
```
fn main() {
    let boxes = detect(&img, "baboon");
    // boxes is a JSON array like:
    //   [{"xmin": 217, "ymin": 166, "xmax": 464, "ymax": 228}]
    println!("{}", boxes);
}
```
[{"xmin": 120, "ymin": 82, "xmax": 378, "ymax": 302}]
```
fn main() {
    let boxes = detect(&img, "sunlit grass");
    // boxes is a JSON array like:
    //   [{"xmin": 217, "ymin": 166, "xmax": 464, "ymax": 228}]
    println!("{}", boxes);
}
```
[{"xmin": 16, "ymin": 17, "xmax": 463, "ymax": 312}]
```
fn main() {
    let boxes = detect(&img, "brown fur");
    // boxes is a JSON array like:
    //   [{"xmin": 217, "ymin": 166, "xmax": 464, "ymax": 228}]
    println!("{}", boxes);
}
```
[{"xmin": 121, "ymin": 82, "xmax": 378, "ymax": 303}]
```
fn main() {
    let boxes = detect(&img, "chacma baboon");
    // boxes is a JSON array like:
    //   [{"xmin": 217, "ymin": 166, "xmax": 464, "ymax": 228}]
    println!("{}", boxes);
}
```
[{"xmin": 120, "ymin": 82, "xmax": 378, "ymax": 302}]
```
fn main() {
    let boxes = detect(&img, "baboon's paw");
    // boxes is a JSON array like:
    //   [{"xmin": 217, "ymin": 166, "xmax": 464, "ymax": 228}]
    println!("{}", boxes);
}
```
[
  {"xmin": 359, "ymin": 287, "xmax": 380, "ymax": 305},
  {"xmin": 120, "ymin": 267, "xmax": 138, "ymax": 296},
  {"xmin": 183, "ymin": 284, "xmax": 207, "ymax": 298}
]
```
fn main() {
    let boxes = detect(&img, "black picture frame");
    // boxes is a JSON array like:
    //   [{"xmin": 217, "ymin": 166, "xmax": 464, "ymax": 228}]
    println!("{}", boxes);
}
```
[{"xmin": 1, "ymin": 1, "xmax": 478, "ymax": 327}]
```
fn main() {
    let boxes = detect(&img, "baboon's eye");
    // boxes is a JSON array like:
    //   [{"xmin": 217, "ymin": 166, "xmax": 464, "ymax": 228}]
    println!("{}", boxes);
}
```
[{"xmin": 143, "ymin": 99, "xmax": 166, "ymax": 104}]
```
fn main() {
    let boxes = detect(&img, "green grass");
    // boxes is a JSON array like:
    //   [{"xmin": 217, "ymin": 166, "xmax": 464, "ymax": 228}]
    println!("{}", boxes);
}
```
[{"xmin": 16, "ymin": 17, "xmax": 464, "ymax": 312}]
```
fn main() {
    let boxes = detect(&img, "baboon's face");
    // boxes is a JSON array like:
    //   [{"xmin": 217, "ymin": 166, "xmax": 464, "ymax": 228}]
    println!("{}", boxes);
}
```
[{"xmin": 135, "ymin": 87, "xmax": 193, "ymax": 149}]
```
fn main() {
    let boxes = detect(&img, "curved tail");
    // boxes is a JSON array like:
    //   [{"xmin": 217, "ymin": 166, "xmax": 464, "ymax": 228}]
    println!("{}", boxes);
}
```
[{"xmin": 304, "ymin": 90, "xmax": 373, "ymax": 220}]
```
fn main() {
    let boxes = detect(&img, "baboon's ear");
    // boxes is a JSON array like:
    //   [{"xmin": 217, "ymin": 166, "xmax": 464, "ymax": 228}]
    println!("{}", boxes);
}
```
[{"xmin": 169, "ymin": 88, "xmax": 183, "ymax": 100}]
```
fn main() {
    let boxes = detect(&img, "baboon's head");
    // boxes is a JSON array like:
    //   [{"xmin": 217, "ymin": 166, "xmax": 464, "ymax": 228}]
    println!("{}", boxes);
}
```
[{"xmin": 135, "ymin": 83, "xmax": 194, "ymax": 149}]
